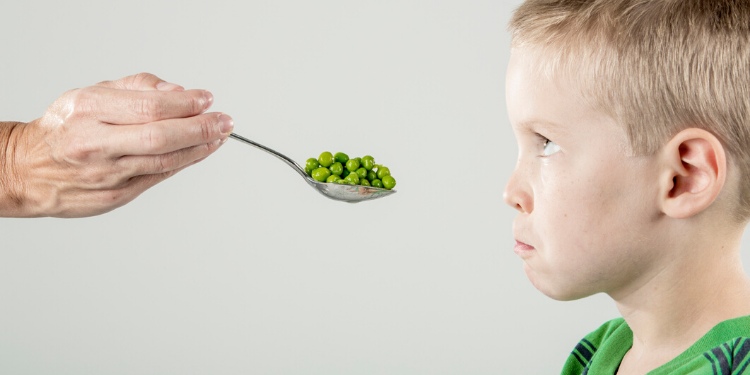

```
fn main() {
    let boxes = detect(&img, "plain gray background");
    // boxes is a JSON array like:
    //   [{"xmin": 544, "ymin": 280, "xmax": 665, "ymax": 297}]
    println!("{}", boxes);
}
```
[{"xmin": 2, "ymin": 1, "xmax": 748, "ymax": 374}]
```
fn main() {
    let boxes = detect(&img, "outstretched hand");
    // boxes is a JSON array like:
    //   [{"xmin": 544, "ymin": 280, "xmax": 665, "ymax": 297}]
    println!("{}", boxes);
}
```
[{"xmin": 0, "ymin": 73, "xmax": 233, "ymax": 217}]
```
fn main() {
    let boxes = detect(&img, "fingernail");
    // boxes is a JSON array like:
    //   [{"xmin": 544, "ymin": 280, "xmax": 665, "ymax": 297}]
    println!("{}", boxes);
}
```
[
  {"xmin": 203, "ymin": 91, "xmax": 214, "ymax": 108},
  {"xmin": 218, "ymin": 114, "xmax": 234, "ymax": 134},
  {"xmin": 156, "ymin": 81, "xmax": 184, "ymax": 91}
]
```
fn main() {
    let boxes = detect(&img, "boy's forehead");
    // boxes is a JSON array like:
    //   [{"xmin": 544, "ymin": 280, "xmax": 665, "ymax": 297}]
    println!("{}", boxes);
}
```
[
  {"xmin": 508, "ymin": 47, "xmax": 561, "ymax": 81},
  {"xmin": 506, "ymin": 49, "xmax": 583, "ymax": 125},
  {"xmin": 507, "ymin": 46, "xmax": 588, "ymax": 94},
  {"xmin": 506, "ymin": 47, "xmax": 626, "ymax": 141}
]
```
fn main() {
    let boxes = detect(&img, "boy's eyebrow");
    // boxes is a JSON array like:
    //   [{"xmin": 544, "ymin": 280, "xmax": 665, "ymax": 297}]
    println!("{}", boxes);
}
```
[{"xmin": 515, "ymin": 119, "xmax": 566, "ymax": 133}]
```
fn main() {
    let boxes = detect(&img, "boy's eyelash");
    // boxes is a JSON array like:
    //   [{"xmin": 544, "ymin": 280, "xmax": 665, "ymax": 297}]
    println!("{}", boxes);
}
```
[{"xmin": 534, "ymin": 132, "xmax": 551, "ymax": 146}]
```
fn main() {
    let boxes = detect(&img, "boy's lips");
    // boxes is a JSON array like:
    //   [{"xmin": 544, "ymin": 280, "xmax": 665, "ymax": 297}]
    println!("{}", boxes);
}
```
[{"xmin": 514, "ymin": 240, "xmax": 536, "ymax": 256}]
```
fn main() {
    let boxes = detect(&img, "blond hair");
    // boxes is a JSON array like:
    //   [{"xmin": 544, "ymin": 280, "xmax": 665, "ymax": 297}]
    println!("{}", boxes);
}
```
[{"xmin": 509, "ymin": 0, "xmax": 750, "ymax": 220}]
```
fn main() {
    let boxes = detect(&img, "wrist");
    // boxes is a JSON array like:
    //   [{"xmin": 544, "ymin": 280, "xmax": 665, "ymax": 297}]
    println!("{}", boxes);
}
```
[{"xmin": 0, "ymin": 121, "xmax": 31, "ymax": 217}]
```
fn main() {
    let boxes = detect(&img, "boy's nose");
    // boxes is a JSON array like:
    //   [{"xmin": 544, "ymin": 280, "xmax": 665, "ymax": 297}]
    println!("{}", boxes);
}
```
[{"xmin": 503, "ymin": 169, "xmax": 533, "ymax": 214}]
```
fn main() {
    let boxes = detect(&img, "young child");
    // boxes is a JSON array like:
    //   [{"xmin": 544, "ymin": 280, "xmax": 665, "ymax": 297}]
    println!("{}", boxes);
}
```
[{"xmin": 503, "ymin": 0, "xmax": 750, "ymax": 373}]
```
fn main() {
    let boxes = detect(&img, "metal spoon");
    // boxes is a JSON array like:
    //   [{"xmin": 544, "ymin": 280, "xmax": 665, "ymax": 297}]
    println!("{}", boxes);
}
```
[{"xmin": 229, "ymin": 133, "xmax": 396, "ymax": 203}]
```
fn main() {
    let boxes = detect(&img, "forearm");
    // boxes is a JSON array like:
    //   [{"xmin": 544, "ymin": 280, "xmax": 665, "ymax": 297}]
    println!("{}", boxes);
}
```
[{"xmin": 0, "ymin": 121, "xmax": 29, "ymax": 217}]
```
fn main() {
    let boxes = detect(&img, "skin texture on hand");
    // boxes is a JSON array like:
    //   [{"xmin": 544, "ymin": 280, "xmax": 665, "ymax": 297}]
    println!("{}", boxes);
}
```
[{"xmin": 0, "ymin": 73, "xmax": 233, "ymax": 218}]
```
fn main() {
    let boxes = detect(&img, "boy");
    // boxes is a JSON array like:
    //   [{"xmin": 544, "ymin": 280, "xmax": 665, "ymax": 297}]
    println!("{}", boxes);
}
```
[{"xmin": 503, "ymin": 0, "xmax": 750, "ymax": 373}]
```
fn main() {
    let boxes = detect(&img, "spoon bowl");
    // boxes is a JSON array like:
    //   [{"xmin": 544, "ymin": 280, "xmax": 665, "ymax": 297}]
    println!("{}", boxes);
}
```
[{"xmin": 229, "ymin": 133, "xmax": 396, "ymax": 203}]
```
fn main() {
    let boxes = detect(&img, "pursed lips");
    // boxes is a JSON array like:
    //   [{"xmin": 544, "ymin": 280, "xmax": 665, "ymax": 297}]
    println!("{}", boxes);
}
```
[
  {"xmin": 514, "ymin": 240, "xmax": 536, "ymax": 256},
  {"xmin": 512, "ymin": 222, "xmax": 537, "ymax": 256}
]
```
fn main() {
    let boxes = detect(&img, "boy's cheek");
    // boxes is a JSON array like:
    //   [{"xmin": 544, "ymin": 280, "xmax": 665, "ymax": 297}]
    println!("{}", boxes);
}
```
[{"xmin": 537, "ymin": 169, "xmax": 585, "ymax": 206}]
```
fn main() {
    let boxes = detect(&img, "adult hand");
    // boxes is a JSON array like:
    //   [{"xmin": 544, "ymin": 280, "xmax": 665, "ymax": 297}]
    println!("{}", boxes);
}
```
[{"xmin": 0, "ymin": 73, "xmax": 233, "ymax": 218}]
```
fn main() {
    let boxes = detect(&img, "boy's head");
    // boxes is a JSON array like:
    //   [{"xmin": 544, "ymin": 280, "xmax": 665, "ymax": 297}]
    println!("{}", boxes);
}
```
[
  {"xmin": 508, "ymin": 0, "xmax": 750, "ymax": 220},
  {"xmin": 503, "ymin": 0, "xmax": 750, "ymax": 300}
]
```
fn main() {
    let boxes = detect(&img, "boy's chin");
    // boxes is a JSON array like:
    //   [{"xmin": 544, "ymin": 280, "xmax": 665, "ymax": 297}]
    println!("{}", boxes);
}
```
[
  {"xmin": 539, "ymin": 289, "xmax": 594, "ymax": 302},
  {"xmin": 527, "ymin": 272, "xmax": 596, "ymax": 301}
]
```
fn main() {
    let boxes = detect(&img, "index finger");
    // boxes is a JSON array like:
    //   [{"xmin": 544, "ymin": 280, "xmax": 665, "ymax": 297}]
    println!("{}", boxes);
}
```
[{"xmin": 105, "ymin": 112, "xmax": 233, "ymax": 156}]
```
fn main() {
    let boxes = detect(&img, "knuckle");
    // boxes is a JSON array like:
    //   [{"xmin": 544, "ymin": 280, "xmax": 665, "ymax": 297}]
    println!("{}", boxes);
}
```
[
  {"xmin": 197, "ymin": 115, "xmax": 216, "ymax": 142},
  {"xmin": 79, "ymin": 169, "xmax": 111, "ymax": 189},
  {"xmin": 60, "ymin": 88, "xmax": 95, "ymax": 119},
  {"xmin": 107, "ymin": 163, "xmax": 134, "ymax": 187},
  {"xmin": 141, "ymin": 128, "xmax": 168, "ymax": 151},
  {"xmin": 113, "ymin": 72, "xmax": 165, "ymax": 91},
  {"xmin": 190, "ymin": 92, "xmax": 207, "ymax": 114},
  {"xmin": 133, "ymin": 72, "xmax": 158, "ymax": 83},
  {"xmin": 132, "ymin": 72, "xmax": 157, "ymax": 86},
  {"xmin": 205, "ymin": 139, "xmax": 221, "ymax": 152},
  {"xmin": 135, "ymin": 96, "xmax": 163, "ymax": 121},
  {"xmin": 62, "ymin": 136, "xmax": 97, "ymax": 162},
  {"xmin": 155, "ymin": 157, "xmax": 169, "ymax": 172},
  {"xmin": 95, "ymin": 79, "xmax": 114, "ymax": 88},
  {"xmin": 155, "ymin": 153, "xmax": 177, "ymax": 172},
  {"xmin": 108, "ymin": 177, "xmax": 122, "ymax": 189},
  {"xmin": 134, "ymin": 72, "xmax": 157, "ymax": 81}
]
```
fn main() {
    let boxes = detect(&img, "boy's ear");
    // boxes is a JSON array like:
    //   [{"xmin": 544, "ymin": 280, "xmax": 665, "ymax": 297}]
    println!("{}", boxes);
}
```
[{"xmin": 659, "ymin": 128, "xmax": 727, "ymax": 219}]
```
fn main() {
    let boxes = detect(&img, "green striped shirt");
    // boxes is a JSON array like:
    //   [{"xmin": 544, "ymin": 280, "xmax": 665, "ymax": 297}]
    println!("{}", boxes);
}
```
[{"xmin": 562, "ymin": 315, "xmax": 750, "ymax": 374}]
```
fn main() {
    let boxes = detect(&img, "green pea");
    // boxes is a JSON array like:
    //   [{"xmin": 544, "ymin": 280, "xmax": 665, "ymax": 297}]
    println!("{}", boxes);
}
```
[
  {"xmin": 334, "ymin": 152, "xmax": 349, "ymax": 164},
  {"xmin": 356, "ymin": 167, "xmax": 367, "ymax": 179},
  {"xmin": 360, "ymin": 179, "xmax": 371, "ymax": 187},
  {"xmin": 330, "ymin": 162, "xmax": 344, "ymax": 176},
  {"xmin": 344, "ymin": 172, "xmax": 360, "ymax": 184},
  {"xmin": 318, "ymin": 151, "xmax": 334, "ymax": 167},
  {"xmin": 305, "ymin": 158, "xmax": 320, "ymax": 175},
  {"xmin": 381, "ymin": 175, "xmax": 396, "ymax": 190},
  {"xmin": 334, "ymin": 178, "xmax": 346, "ymax": 184},
  {"xmin": 371, "ymin": 179, "xmax": 383, "ymax": 188},
  {"xmin": 341, "ymin": 169, "xmax": 351, "ymax": 178},
  {"xmin": 311, "ymin": 167, "xmax": 331, "ymax": 182},
  {"xmin": 366, "ymin": 170, "xmax": 377, "ymax": 182},
  {"xmin": 361, "ymin": 155, "xmax": 375, "ymax": 171},
  {"xmin": 377, "ymin": 166, "xmax": 391, "ymax": 179},
  {"xmin": 326, "ymin": 175, "xmax": 338, "ymax": 183},
  {"xmin": 345, "ymin": 158, "xmax": 360, "ymax": 172}
]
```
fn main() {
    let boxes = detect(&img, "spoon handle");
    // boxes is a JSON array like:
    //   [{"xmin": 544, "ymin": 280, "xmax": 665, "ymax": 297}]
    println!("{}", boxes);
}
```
[{"xmin": 228, "ymin": 133, "xmax": 308, "ymax": 179}]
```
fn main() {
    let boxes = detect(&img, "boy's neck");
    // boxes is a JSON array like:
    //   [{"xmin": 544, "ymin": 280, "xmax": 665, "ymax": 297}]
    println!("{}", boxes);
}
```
[{"xmin": 611, "ymin": 223, "xmax": 750, "ymax": 371}]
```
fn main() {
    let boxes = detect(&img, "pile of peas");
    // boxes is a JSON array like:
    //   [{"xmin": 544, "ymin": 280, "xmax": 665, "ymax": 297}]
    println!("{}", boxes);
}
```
[{"xmin": 304, "ymin": 152, "xmax": 396, "ymax": 190}]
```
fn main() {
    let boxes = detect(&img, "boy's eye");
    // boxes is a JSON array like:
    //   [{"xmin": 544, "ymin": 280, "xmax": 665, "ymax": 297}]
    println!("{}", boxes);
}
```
[{"xmin": 542, "ymin": 138, "xmax": 561, "ymax": 156}]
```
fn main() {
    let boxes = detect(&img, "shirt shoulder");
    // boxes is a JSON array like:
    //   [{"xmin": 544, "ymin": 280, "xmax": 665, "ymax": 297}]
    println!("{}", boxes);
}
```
[
  {"xmin": 651, "ymin": 315, "xmax": 750, "ymax": 375},
  {"xmin": 561, "ymin": 318, "xmax": 632, "ymax": 375}
]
